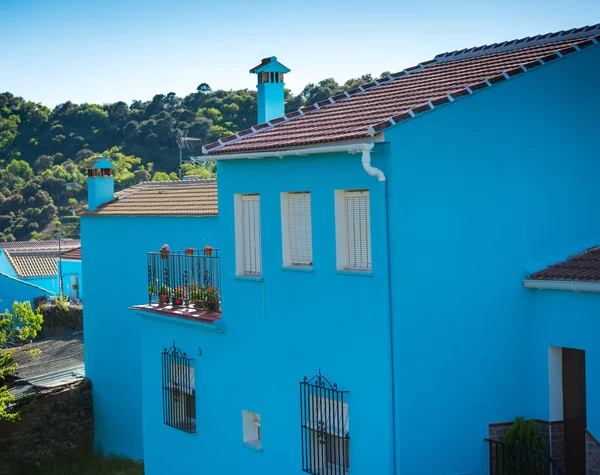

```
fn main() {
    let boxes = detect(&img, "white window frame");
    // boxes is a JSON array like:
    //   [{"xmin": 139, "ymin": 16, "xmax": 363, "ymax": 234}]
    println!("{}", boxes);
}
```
[
  {"xmin": 335, "ymin": 189, "xmax": 372, "ymax": 271},
  {"xmin": 234, "ymin": 194, "xmax": 262, "ymax": 276},
  {"xmin": 281, "ymin": 192, "xmax": 313, "ymax": 268},
  {"xmin": 242, "ymin": 410, "xmax": 262, "ymax": 449}
]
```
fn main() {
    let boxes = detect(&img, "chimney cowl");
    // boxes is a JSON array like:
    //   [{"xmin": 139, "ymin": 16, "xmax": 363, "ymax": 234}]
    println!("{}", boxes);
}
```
[
  {"xmin": 251, "ymin": 56, "xmax": 290, "ymax": 124},
  {"xmin": 86, "ymin": 156, "xmax": 115, "ymax": 211}
]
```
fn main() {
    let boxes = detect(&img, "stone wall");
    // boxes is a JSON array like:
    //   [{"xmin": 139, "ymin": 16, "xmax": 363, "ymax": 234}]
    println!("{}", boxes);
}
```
[
  {"xmin": 0, "ymin": 378, "xmax": 93, "ymax": 474},
  {"xmin": 587, "ymin": 430, "xmax": 600, "ymax": 475}
]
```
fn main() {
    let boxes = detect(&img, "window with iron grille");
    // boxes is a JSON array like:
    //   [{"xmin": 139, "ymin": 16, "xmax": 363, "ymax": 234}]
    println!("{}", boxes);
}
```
[
  {"xmin": 162, "ymin": 342, "xmax": 196, "ymax": 433},
  {"xmin": 281, "ymin": 192, "xmax": 313, "ymax": 267},
  {"xmin": 235, "ymin": 194, "xmax": 262, "ymax": 276},
  {"xmin": 300, "ymin": 370, "xmax": 350, "ymax": 474},
  {"xmin": 335, "ymin": 190, "xmax": 371, "ymax": 271}
]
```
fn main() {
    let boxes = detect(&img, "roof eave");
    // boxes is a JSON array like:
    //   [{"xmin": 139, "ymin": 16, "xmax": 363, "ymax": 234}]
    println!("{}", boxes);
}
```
[
  {"xmin": 523, "ymin": 279, "xmax": 600, "ymax": 293},
  {"xmin": 206, "ymin": 135, "xmax": 385, "ymax": 161}
]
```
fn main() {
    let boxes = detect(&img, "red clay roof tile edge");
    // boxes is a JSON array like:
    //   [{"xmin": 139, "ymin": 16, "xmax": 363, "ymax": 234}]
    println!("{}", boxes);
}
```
[
  {"xmin": 366, "ymin": 35, "xmax": 599, "ymax": 137},
  {"xmin": 202, "ymin": 58, "xmax": 442, "ymax": 155},
  {"xmin": 435, "ymin": 23, "xmax": 599, "ymax": 61}
]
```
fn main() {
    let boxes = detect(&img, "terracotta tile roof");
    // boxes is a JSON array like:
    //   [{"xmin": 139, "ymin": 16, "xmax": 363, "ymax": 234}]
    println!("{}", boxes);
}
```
[
  {"xmin": 83, "ymin": 179, "xmax": 218, "ymax": 217},
  {"xmin": 203, "ymin": 25, "xmax": 600, "ymax": 156},
  {"xmin": 0, "ymin": 240, "xmax": 80, "ymax": 277},
  {"xmin": 250, "ymin": 57, "xmax": 273, "ymax": 73},
  {"xmin": 529, "ymin": 247, "xmax": 600, "ymax": 282},
  {"xmin": 0, "ymin": 239, "xmax": 80, "ymax": 251},
  {"xmin": 5, "ymin": 251, "xmax": 59, "ymax": 278},
  {"xmin": 59, "ymin": 247, "xmax": 81, "ymax": 260}
]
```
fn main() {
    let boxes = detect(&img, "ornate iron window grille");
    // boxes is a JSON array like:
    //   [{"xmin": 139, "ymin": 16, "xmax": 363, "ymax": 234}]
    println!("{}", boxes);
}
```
[
  {"xmin": 300, "ymin": 370, "xmax": 350, "ymax": 475},
  {"xmin": 162, "ymin": 342, "xmax": 196, "ymax": 433}
]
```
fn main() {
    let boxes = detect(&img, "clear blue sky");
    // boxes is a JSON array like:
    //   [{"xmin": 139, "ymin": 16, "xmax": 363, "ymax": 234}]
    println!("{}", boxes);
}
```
[{"xmin": 1, "ymin": 0, "xmax": 598, "ymax": 107}]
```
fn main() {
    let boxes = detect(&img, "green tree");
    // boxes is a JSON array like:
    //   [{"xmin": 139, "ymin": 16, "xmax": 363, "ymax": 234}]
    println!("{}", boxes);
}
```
[
  {"xmin": 0, "ymin": 301, "xmax": 43, "ymax": 422},
  {"xmin": 6, "ymin": 160, "xmax": 33, "ymax": 181}
]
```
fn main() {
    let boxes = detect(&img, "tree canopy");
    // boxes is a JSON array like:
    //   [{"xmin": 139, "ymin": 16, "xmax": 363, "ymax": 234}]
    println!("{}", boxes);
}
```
[
  {"xmin": 0, "ymin": 301, "xmax": 43, "ymax": 421},
  {"xmin": 0, "ymin": 70, "xmax": 387, "ymax": 240}
]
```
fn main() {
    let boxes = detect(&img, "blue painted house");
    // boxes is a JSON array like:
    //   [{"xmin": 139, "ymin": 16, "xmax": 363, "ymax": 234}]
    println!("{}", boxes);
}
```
[
  {"xmin": 81, "ymin": 24, "xmax": 600, "ymax": 474},
  {"xmin": 0, "ymin": 239, "xmax": 82, "ymax": 306}
]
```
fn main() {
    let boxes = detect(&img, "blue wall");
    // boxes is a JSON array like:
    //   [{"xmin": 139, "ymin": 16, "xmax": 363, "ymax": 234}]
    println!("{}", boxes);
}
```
[
  {"xmin": 384, "ymin": 46, "xmax": 600, "ymax": 474},
  {"xmin": 0, "ymin": 251, "xmax": 15, "ymax": 276},
  {"xmin": 61, "ymin": 259, "xmax": 83, "ymax": 300},
  {"xmin": 0, "ymin": 272, "xmax": 52, "ymax": 311},
  {"xmin": 138, "ymin": 151, "xmax": 394, "ymax": 475},
  {"xmin": 532, "ymin": 290, "xmax": 600, "ymax": 438},
  {"xmin": 80, "ymin": 215, "xmax": 220, "ymax": 460}
]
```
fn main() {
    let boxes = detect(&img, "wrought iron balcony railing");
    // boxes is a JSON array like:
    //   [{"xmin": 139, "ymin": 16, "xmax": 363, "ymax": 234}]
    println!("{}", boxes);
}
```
[{"xmin": 147, "ymin": 249, "xmax": 221, "ymax": 313}]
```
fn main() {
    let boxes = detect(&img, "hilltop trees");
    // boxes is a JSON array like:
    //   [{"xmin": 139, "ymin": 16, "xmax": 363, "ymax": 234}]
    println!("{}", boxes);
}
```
[{"xmin": 0, "ymin": 70, "xmax": 386, "ymax": 240}]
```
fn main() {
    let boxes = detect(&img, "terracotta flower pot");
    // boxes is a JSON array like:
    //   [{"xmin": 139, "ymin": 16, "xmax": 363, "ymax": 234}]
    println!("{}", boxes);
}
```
[
  {"xmin": 160, "ymin": 249, "xmax": 170, "ymax": 260},
  {"xmin": 158, "ymin": 294, "xmax": 169, "ymax": 305},
  {"xmin": 185, "ymin": 248, "xmax": 195, "ymax": 256},
  {"xmin": 204, "ymin": 245, "xmax": 213, "ymax": 257}
]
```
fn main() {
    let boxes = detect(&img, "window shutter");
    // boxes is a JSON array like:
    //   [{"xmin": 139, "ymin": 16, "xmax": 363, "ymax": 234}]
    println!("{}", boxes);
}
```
[
  {"xmin": 309, "ymin": 395, "xmax": 349, "ymax": 437},
  {"xmin": 287, "ymin": 192, "xmax": 312, "ymax": 266},
  {"xmin": 344, "ymin": 190, "xmax": 371, "ymax": 270},
  {"xmin": 242, "ymin": 195, "xmax": 262, "ymax": 276}
]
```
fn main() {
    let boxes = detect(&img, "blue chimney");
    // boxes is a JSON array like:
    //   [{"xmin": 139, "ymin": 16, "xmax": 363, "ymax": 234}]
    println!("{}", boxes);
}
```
[
  {"xmin": 250, "ymin": 56, "xmax": 290, "ymax": 124},
  {"xmin": 86, "ymin": 157, "xmax": 114, "ymax": 211}
]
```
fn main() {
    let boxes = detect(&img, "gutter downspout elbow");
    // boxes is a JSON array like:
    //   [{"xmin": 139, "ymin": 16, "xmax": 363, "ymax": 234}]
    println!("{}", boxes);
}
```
[
  {"xmin": 360, "ymin": 144, "xmax": 396, "ymax": 475},
  {"xmin": 360, "ymin": 143, "xmax": 386, "ymax": 181}
]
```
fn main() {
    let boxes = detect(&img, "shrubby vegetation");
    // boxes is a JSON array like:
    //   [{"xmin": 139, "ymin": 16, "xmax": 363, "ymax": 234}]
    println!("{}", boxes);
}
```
[
  {"xmin": 0, "ymin": 71, "xmax": 388, "ymax": 240},
  {"xmin": 0, "ymin": 301, "xmax": 43, "ymax": 421}
]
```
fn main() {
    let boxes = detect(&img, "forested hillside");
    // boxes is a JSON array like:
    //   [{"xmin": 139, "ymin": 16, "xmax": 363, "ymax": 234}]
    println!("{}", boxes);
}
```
[{"xmin": 0, "ymin": 72, "xmax": 387, "ymax": 241}]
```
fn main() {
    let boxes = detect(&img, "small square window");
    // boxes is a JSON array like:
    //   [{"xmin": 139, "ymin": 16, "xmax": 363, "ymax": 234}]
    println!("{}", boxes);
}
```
[
  {"xmin": 242, "ymin": 410, "xmax": 262, "ymax": 449},
  {"xmin": 281, "ymin": 192, "xmax": 313, "ymax": 267}
]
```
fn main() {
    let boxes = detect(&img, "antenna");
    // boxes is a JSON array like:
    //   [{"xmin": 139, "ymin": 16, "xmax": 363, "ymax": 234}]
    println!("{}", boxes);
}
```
[{"xmin": 175, "ymin": 129, "xmax": 213, "ymax": 179}]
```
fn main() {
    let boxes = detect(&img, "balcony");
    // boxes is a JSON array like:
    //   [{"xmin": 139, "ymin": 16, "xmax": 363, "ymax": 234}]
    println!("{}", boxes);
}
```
[{"xmin": 133, "ymin": 248, "xmax": 222, "ymax": 325}]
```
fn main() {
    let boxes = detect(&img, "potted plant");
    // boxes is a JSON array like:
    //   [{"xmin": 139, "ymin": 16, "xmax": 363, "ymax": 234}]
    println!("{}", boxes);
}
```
[
  {"xmin": 185, "ymin": 247, "xmax": 195, "ymax": 256},
  {"xmin": 148, "ymin": 279, "xmax": 158, "ymax": 296},
  {"xmin": 205, "ymin": 286, "xmax": 220, "ymax": 312},
  {"xmin": 160, "ymin": 244, "xmax": 170, "ymax": 260},
  {"xmin": 190, "ymin": 285, "xmax": 207, "ymax": 309},
  {"xmin": 172, "ymin": 286, "xmax": 188, "ymax": 306},
  {"xmin": 158, "ymin": 284, "xmax": 170, "ymax": 305},
  {"xmin": 204, "ymin": 245, "xmax": 213, "ymax": 257}
]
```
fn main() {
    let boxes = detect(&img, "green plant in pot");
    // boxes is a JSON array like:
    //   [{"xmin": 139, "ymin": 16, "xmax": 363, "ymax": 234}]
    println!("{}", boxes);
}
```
[
  {"xmin": 172, "ymin": 286, "xmax": 188, "ymax": 306},
  {"xmin": 190, "ymin": 285, "xmax": 207, "ymax": 309},
  {"xmin": 158, "ymin": 284, "xmax": 171, "ymax": 305},
  {"xmin": 148, "ymin": 279, "xmax": 158, "ymax": 296},
  {"xmin": 205, "ymin": 286, "xmax": 220, "ymax": 312}
]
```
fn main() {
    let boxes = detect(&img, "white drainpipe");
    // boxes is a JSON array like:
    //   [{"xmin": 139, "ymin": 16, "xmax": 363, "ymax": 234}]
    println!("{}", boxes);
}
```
[
  {"xmin": 360, "ymin": 144, "xmax": 397, "ymax": 475},
  {"xmin": 211, "ymin": 141, "xmax": 397, "ymax": 474}
]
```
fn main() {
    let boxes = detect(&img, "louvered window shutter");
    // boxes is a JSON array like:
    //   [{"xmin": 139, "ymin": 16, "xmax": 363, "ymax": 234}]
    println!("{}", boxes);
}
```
[
  {"xmin": 242, "ymin": 195, "xmax": 262, "ymax": 276},
  {"xmin": 344, "ymin": 191, "xmax": 371, "ymax": 270},
  {"xmin": 287, "ymin": 193, "xmax": 312, "ymax": 266},
  {"xmin": 309, "ymin": 395, "xmax": 350, "ymax": 437}
]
